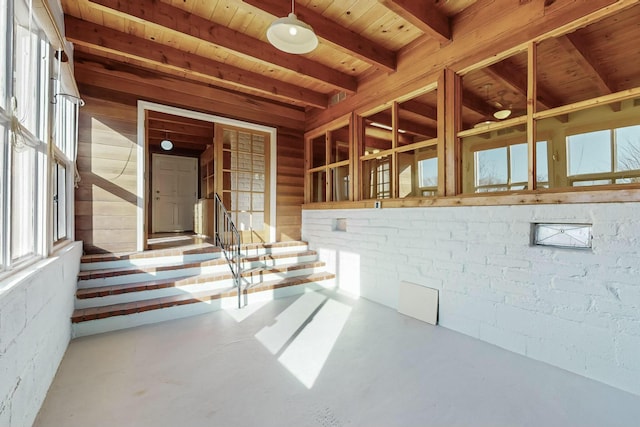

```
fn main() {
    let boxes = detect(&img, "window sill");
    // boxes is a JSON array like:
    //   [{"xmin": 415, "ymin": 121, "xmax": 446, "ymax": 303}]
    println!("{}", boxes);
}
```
[
  {"xmin": 0, "ymin": 242, "xmax": 81, "ymax": 295},
  {"xmin": 302, "ymin": 184, "xmax": 640, "ymax": 210}
]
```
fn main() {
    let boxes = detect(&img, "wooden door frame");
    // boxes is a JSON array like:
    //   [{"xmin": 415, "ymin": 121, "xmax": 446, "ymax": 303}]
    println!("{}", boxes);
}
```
[{"xmin": 136, "ymin": 101, "xmax": 277, "ymax": 251}]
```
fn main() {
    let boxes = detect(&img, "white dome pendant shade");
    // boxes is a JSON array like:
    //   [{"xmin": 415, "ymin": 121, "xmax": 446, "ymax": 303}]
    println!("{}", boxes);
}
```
[
  {"xmin": 160, "ymin": 139, "xmax": 173, "ymax": 150},
  {"xmin": 493, "ymin": 109, "xmax": 512, "ymax": 120},
  {"xmin": 266, "ymin": 1, "xmax": 318, "ymax": 54}
]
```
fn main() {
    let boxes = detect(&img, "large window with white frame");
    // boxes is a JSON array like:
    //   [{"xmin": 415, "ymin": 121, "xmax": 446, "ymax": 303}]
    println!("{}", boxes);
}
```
[{"xmin": 1, "ymin": 0, "xmax": 79, "ymax": 276}]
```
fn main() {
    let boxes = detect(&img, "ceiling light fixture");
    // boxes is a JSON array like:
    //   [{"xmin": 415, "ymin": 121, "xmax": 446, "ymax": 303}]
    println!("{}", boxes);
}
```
[
  {"xmin": 493, "ymin": 109, "xmax": 512, "ymax": 120},
  {"xmin": 160, "ymin": 132, "xmax": 173, "ymax": 151},
  {"xmin": 266, "ymin": 0, "xmax": 318, "ymax": 54},
  {"xmin": 493, "ymin": 90, "xmax": 512, "ymax": 119}
]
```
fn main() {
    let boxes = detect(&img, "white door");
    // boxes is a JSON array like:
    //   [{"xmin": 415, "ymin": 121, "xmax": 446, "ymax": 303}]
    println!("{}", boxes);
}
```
[{"xmin": 152, "ymin": 154, "xmax": 198, "ymax": 232}]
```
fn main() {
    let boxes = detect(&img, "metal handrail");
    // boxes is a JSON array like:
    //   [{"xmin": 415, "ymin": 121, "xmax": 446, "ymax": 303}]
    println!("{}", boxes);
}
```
[{"xmin": 214, "ymin": 193, "xmax": 242, "ymax": 309}]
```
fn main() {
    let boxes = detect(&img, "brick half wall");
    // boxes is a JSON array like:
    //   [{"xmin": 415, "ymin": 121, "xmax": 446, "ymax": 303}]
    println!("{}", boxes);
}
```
[
  {"xmin": 302, "ymin": 203, "xmax": 640, "ymax": 395},
  {"xmin": 0, "ymin": 242, "xmax": 82, "ymax": 426}
]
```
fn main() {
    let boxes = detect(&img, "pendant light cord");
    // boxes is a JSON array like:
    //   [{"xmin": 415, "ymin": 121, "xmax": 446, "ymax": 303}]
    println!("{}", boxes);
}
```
[{"xmin": 291, "ymin": 0, "xmax": 295, "ymax": 14}]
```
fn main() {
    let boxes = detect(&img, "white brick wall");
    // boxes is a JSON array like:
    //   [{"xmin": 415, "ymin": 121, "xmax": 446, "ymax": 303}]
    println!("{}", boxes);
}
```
[
  {"xmin": 0, "ymin": 242, "xmax": 82, "ymax": 427},
  {"xmin": 302, "ymin": 203, "xmax": 640, "ymax": 395}
]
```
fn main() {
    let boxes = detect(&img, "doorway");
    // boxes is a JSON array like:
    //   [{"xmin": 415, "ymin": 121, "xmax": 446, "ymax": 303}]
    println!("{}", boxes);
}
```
[{"xmin": 137, "ymin": 101, "xmax": 277, "ymax": 251}]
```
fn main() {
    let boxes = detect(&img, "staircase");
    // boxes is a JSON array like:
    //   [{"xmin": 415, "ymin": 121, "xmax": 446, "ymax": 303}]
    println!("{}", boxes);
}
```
[{"xmin": 71, "ymin": 241, "xmax": 335, "ymax": 337}]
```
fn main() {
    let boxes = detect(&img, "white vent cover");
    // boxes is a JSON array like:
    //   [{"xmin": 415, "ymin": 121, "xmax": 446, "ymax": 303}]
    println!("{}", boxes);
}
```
[{"xmin": 398, "ymin": 281, "xmax": 438, "ymax": 325}]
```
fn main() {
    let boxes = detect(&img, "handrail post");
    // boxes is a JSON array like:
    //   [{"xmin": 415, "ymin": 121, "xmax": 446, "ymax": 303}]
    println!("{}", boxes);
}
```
[{"xmin": 213, "ymin": 193, "xmax": 243, "ymax": 309}]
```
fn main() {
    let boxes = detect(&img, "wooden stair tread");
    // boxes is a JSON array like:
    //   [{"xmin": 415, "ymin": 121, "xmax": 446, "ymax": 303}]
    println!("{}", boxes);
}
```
[
  {"xmin": 71, "ymin": 272, "xmax": 336, "ymax": 323},
  {"xmin": 80, "ymin": 241, "xmax": 307, "ymax": 264},
  {"xmin": 81, "ymin": 243, "xmax": 220, "ymax": 263},
  {"xmin": 78, "ymin": 250, "xmax": 317, "ymax": 280},
  {"xmin": 77, "ymin": 261, "xmax": 327, "ymax": 299},
  {"xmin": 77, "ymin": 257, "xmax": 229, "ymax": 280}
]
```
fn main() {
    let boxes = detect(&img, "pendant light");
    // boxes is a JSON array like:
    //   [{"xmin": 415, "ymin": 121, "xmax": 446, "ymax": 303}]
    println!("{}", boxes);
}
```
[
  {"xmin": 266, "ymin": 0, "xmax": 318, "ymax": 54},
  {"xmin": 160, "ymin": 131, "xmax": 173, "ymax": 151},
  {"xmin": 493, "ymin": 90, "xmax": 512, "ymax": 120}
]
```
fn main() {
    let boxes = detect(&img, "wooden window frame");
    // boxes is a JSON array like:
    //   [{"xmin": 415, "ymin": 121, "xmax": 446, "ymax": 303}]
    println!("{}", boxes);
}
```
[
  {"xmin": 303, "ymin": 20, "xmax": 640, "ymax": 210},
  {"xmin": 304, "ymin": 114, "xmax": 353, "ymax": 203}
]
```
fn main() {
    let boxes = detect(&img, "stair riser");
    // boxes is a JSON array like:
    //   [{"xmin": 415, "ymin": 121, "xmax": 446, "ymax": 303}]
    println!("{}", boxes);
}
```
[
  {"xmin": 243, "ymin": 254, "xmax": 318, "ymax": 270},
  {"xmin": 75, "ymin": 282, "xmax": 234, "ymax": 309},
  {"xmin": 71, "ymin": 279, "xmax": 336, "ymax": 338},
  {"xmin": 75, "ymin": 266, "xmax": 327, "ymax": 309},
  {"xmin": 80, "ymin": 253, "xmax": 221, "ymax": 272},
  {"xmin": 242, "ymin": 266, "xmax": 326, "ymax": 286},
  {"xmin": 239, "ymin": 244, "xmax": 308, "ymax": 257},
  {"xmin": 77, "ymin": 264, "xmax": 231, "ymax": 288}
]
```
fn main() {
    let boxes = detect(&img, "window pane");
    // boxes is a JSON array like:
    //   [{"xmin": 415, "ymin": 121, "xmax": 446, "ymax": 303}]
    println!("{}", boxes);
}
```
[
  {"xmin": 615, "ymin": 125, "xmax": 640, "ymax": 172},
  {"xmin": 397, "ymin": 145, "xmax": 438, "ymax": 198},
  {"xmin": 329, "ymin": 124, "xmax": 349, "ymax": 163},
  {"xmin": 311, "ymin": 135, "xmax": 325, "ymax": 168},
  {"xmin": 418, "ymin": 157, "xmax": 438, "ymax": 196},
  {"xmin": 510, "ymin": 143, "xmax": 528, "ymax": 184},
  {"xmin": 13, "ymin": 12, "xmax": 39, "ymax": 134},
  {"xmin": 0, "ymin": 125, "xmax": 6, "ymax": 269},
  {"xmin": 536, "ymin": 141, "xmax": 549, "ymax": 185},
  {"xmin": 567, "ymin": 130, "xmax": 611, "ymax": 176},
  {"xmin": 398, "ymin": 90, "xmax": 438, "ymax": 147},
  {"xmin": 38, "ymin": 38, "xmax": 50, "ymax": 140},
  {"xmin": 476, "ymin": 147, "xmax": 508, "ymax": 189},
  {"xmin": 538, "ymin": 99, "xmax": 640, "ymax": 189},
  {"xmin": 11, "ymin": 146, "xmax": 37, "ymax": 261},
  {"xmin": 363, "ymin": 107, "xmax": 393, "ymax": 153},
  {"xmin": 310, "ymin": 171, "xmax": 326, "ymax": 203},
  {"xmin": 53, "ymin": 160, "xmax": 67, "ymax": 241},
  {"xmin": 397, "ymin": 151, "xmax": 415, "ymax": 197},
  {"xmin": 0, "ymin": 0, "xmax": 7, "ymax": 110},
  {"xmin": 331, "ymin": 165, "xmax": 349, "ymax": 202},
  {"xmin": 362, "ymin": 155, "xmax": 391, "ymax": 199}
]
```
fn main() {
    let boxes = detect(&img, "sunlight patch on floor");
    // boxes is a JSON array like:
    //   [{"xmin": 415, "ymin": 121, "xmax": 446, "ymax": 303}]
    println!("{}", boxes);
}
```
[
  {"xmin": 255, "ymin": 292, "xmax": 326, "ymax": 355},
  {"xmin": 278, "ymin": 298, "xmax": 352, "ymax": 389}
]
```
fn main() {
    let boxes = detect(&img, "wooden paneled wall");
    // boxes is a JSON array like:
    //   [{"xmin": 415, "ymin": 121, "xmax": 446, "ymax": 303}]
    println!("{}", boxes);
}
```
[
  {"xmin": 275, "ymin": 128, "xmax": 305, "ymax": 241},
  {"xmin": 75, "ymin": 78, "xmax": 306, "ymax": 253},
  {"xmin": 75, "ymin": 96, "xmax": 138, "ymax": 254}
]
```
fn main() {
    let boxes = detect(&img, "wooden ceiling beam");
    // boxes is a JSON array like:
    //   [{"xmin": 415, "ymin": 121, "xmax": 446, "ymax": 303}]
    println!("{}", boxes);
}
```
[
  {"xmin": 556, "ymin": 32, "xmax": 620, "ymax": 111},
  {"xmin": 148, "ymin": 130, "xmax": 211, "ymax": 146},
  {"xmin": 74, "ymin": 58, "xmax": 306, "ymax": 130},
  {"xmin": 242, "ymin": 0, "xmax": 396, "ymax": 73},
  {"xmin": 367, "ymin": 112, "xmax": 437, "ymax": 138},
  {"xmin": 461, "ymin": 90, "xmax": 495, "ymax": 118},
  {"xmin": 65, "ymin": 16, "xmax": 328, "ymax": 109},
  {"xmin": 147, "ymin": 111, "xmax": 213, "ymax": 130},
  {"xmin": 87, "ymin": 0, "xmax": 357, "ymax": 93},
  {"xmin": 484, "ymin": 60, "xmax": 563, "ymax": 110},
  {"xmin": 400, "ymin": 99, "xmax": 438, "ymax": 120},
  {"xmin": 147, "ymin": 120, "xmax": 213, "ymax": 137},
  {"xmin": 379, "ymin": 0, "xmax": 451, "ymax": 43}
]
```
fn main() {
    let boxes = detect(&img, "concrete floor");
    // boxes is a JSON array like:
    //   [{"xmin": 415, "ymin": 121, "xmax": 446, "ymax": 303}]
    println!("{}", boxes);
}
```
[{"xmin": 35, "ymin": 290, "xmax": 640, "ymax": 427}]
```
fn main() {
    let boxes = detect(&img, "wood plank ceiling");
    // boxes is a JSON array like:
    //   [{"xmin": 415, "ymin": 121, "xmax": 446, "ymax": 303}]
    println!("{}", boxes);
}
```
[{"xmin": 61, "ymin": 0, "xmax": 640, "ymax": 151}]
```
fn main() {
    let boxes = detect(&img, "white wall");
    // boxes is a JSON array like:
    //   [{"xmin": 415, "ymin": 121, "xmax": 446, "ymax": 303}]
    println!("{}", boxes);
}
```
[
  {"xmin": 0, "ymin": 242, "xmax": 82, "ymax": 427},
  {"xmin": 302, "ymin": 204, "xmax": 640, "ymax": 395}
]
